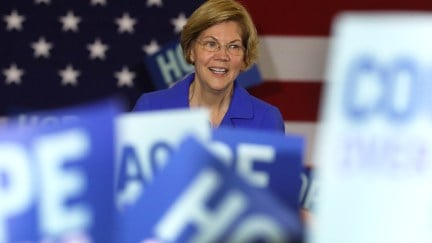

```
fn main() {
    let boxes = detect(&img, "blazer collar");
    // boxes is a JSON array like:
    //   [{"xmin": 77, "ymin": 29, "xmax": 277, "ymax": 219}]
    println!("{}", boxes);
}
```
[
  {"xmin": 166, "ymin": 73, "xmax": 194, "ymax": 108},
  {"xmin": 225, "ymin": 81, "xmax": 254, "ymax": 119},
  {"xmin": 170, "ymin": 72, "xmax": 254, "ymax": 119}
]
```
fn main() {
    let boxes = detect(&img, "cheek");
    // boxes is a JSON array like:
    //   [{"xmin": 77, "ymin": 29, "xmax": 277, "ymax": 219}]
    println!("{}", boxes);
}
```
[
  {"xmin": 194, "ymin": 53, "xmax": 213, "ymax": 66},
  {"xmin": 234, "ymin": 59, "xmax": 246, "ymax": 71},
  {"xmin": 241, "ymin": 56, "xmax": 247, "ymax": 69},
  {"xmin": 190, "ymin": 49, "xmax": 207, "ymax": 64},
  {"xmin": 241, "ymin": 61, "xmax": 246, "ymax": 70}
]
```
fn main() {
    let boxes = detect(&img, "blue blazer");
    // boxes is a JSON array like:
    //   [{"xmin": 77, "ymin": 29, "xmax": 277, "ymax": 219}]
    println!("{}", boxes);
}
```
[{"xmin": 133, "ymin": 73, "xmax": 285, "ymax": 133}]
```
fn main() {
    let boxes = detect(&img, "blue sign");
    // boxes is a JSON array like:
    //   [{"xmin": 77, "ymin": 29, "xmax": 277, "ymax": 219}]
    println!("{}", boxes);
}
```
[
  {"xmin": 0, "ymin": 98, "xmax": 123, "ymax": 243},
  {"xmin": 145, "ymin": 40, "xmax": 262, "ymax": 90},
  {"xmin": 118, "ymin": 136, "xmax": 303, "ymax": 243},
  {"xmin": 211, "ymin": 127, "xmax": 304, "ymax": 212}
]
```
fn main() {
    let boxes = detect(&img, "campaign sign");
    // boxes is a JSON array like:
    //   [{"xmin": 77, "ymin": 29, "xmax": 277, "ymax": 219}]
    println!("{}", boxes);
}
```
[
  {"xmin": 144, "ymin": 41, "xmax": 262, "ymax": 90},
  {"xmin": 299, "ymin": 166, "xmax": 317, "ymax": 211},
  {"xmin": 0, "ymin": 113, "xmax": 79, "ymax": 129},
  {"xmin": 209, "ymin": 127, "xmax": 304, "ymax": 212},
  {"xmin": 118, "ymin": 136, "xmax": 303, "ymax": 243},
  {"xmin": 0, "ymin": 98, "xmax": 122, "ymax": 243},
  {"xmin": 115, "ymin": 108, "xmax": 210, "ymax": 209},
  {"xmin": 311, "ymin": 13, "xmax": 432, "ymax": 243}
]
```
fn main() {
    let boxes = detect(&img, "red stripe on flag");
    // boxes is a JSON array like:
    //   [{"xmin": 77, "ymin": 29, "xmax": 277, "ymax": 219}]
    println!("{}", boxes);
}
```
[
  {"xmin": 248, "ymin": 81, "xmax": 323, "ymax": 122},
  {"xmin": 241, "ymin": 0, "xmax": 432, "ymax": 122},
  {"xmin": 241, "ymin": 0, "xmax": 432, "ymax": 36}
]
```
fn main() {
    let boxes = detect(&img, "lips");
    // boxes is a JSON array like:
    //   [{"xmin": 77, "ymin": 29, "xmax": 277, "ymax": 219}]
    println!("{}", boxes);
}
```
[{"xmin": 209, "ymin": 67, "xmax": 228, "ymax": 74}]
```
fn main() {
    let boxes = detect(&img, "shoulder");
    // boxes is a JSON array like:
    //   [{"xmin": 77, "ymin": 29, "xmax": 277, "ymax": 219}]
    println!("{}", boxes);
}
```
[
  {"xmin": 132, "ymin": 89, "xmax": 171, "ymax": 111},
  {"xmin": 236, "ymin": 85, "xmax": 281, "ymax": 116},
  {"xmin": 254, "ymin": 99, "xmax": 285, "ymax": 133},
  {"xmin": 132, "ymin": 74, "xmax": 192, "ymax": 112},
  {"xmin": 249, "ymin": 94, "xmax": 284, "ymax": 123},
  {"xmin": 233, "ymin": 86, "xmax": 285, "ymax": 132}
]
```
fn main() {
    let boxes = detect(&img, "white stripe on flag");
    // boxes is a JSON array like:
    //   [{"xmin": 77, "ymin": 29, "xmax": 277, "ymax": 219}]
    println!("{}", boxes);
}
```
[{"xmin": 258, "ymin": 36, "xmax": 329, "ymax": 81}]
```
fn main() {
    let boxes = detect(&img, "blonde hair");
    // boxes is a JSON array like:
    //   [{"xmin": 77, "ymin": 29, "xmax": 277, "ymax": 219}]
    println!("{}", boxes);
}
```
[{"xmin": 180, "ymin": 0, "xmax": 258, "ymax": 70}]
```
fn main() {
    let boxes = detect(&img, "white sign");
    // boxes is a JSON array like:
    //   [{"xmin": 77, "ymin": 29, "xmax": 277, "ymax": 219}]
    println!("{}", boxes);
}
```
[
  {"xmin": 312, "ymin": 13, "xmax": 432, "ymax": 243},
  {"xmin": 115, "ymin": 108, "xmax": 210, "ymax": 209}
]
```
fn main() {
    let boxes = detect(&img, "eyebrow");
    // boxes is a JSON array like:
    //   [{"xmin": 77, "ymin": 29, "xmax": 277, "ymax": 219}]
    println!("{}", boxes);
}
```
[{"xmin": 200, "ymin": 36, "xmax": 242, "ymax": 44}]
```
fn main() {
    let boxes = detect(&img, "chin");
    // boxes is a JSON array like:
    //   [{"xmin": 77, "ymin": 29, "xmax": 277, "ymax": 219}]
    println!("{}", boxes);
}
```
[{"xmin": 214, "ymin": 85, "xmax": 233, "ymax": 93}]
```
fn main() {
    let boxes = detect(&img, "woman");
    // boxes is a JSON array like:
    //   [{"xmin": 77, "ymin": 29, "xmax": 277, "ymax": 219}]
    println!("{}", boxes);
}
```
[{"xmin": 133, "ymin": 0, "xmax": 285, "ymax": 133}]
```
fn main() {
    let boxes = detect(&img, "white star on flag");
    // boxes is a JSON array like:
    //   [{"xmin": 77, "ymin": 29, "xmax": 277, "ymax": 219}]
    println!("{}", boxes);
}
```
[
  {"xmin": 2, "ymin": 63, "xmax": 25, "ymax": 85},
  {"xmin": 171, "ymin": 12, "xmax": 187, "ymax": 33},
  {"xmin": 87, "ymin": 38, "xmax": 109, "ymax": 60},
  {"xmin": 115, "ymin": 66, "xmax": 135, "ymax": 87},
  {"xmin": 31, "ymin": 37, "xmax": 53, "ymax": 58},
  {"xmin": 59, "ymin": 11, "xmax": 81, "ymax": 32},
  {"xmin": 3, "ymin": 10, "xmax": 26, "ymax": 31},
  {"xmin": 90, "ymin": 0, "xmax": 107, "ymax": 6},
  {"xmin": 34, "ymin": 0, "xmax": 51, "ymax": 5},
  {"xmin": 143, "ymin": 39, "xmax": 161, "ymax": 55},
  {"xmin": 1, "ymin": 1, "xmax": 204, "ymax": 117},
  {"xmin": 147, "ymin": 0, "xmax": 163, "ymax": 7},
  {"xmin": 115, "ymin": 13, "xmax": 137, "ymax": 34},
  {"xmin": 59, "ymin": 64, "xmax": 80, "ymax": 86}
]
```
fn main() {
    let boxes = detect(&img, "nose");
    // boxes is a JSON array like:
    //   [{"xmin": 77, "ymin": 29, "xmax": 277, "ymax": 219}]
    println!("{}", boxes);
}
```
[{"xmin": 215, "ymin": 46, "xmax": 230, "ymax": 60}]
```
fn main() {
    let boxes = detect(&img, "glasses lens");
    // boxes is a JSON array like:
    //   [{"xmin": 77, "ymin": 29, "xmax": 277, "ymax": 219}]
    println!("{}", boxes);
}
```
[
  {"xmin": 199, "ymin": 40, "xmax": 243, "ymax": 56},
  {"xmin": 228, "ymin": 45, "xmax": 243, "ymax": 56}
]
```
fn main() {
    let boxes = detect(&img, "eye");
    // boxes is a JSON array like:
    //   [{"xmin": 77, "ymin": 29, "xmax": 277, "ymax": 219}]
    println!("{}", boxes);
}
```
[
  {"xmin": 228, "ymin": 44, "xmax": 242, "ymax": 50},
  {"xmin": 205, "ymin": 41, "xmax": 218, "ymax": 49}
]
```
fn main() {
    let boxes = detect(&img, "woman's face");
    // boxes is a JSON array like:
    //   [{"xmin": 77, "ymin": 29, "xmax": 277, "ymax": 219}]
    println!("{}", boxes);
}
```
[{"xmin": 190, "ymin": 21, "xmax": 246, "ymax": 93}]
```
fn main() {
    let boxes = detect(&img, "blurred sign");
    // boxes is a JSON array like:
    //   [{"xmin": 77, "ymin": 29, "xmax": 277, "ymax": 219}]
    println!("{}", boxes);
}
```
[
  {"xmin": 118, "ymin": 136, "xmax": 303, "ymax": 243},
  {"xmin": 0, "ymin": 98, "xmax": 122, "ymax": 243},
  {"xmin": 145, "ymin": 41, "xmax": 263, "ymax": 90},
  {"xmin": 210, "ymin": 127, "xmax": 304, "ymax": 212},
  {"xmin": 115, "ymin": 108, "xmax": 211, "ymax": 209},
  {"xmin": 312, "ymin": 13, "xmax": 432, "ymax": 243},
  {"xmin": 299, "ymin": 166, "xmax": 317, "ymax": 212}
]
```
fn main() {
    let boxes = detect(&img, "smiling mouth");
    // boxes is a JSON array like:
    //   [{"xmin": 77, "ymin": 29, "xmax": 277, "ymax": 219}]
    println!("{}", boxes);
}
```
[{"xmin": 209, "ymin": 67, "xmax": 228, "ymax": 74}]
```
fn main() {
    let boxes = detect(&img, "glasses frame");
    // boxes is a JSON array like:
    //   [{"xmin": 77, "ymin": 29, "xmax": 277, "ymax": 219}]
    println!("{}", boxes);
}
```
[{"xmin": 196, "ymin": 39, "xmax": 245, "ymax": 56}]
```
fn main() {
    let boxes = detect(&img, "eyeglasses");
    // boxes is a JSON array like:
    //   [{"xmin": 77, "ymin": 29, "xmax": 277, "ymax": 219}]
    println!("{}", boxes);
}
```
[{"xmin": 196, "ymin": 39, "xmax": 245, "ymax": 56}]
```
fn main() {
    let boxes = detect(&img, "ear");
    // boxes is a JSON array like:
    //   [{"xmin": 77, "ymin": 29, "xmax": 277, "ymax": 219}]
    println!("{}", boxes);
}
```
[{"xmin": 190, "ymin": 49, "xmax": 195, "ymax": 64}]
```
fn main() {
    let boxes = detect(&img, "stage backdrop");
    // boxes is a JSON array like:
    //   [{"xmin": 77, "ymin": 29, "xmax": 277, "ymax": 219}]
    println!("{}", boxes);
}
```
[{"xmin": 2, "ymin": 0, "xmax": 432, "ymax": 165}]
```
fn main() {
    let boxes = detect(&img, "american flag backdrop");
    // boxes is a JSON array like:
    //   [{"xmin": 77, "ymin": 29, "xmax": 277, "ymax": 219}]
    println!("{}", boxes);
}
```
[
  {"xmin": 0, "ymin": 0, "xmax": 204, "ymax": 114},
  {"xmin": 245, "ymin": 0, "xmax": 432, "ymax": 165},
  {"xmin": 2, "ymin": 0, "xmax": 432, "ymax": 165}
]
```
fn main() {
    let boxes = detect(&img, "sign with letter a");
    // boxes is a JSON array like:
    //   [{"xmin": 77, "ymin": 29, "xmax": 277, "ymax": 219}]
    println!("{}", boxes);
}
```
[
  {"xmin": 115, "ymin": 108, "xmax": 210, "ymax": 209},
  {"xmin": 118, "ymin": 136, "xmax": 303, "ymax": 243},
  {"xmin": 312, "ymin": 13, "xmax": 432, "ymax": 243}
]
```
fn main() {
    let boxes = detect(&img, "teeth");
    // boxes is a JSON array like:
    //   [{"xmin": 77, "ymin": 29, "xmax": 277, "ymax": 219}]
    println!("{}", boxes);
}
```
[{"xmin": 209, "ymin": 67, "xmax": 227, "ymax": 73}]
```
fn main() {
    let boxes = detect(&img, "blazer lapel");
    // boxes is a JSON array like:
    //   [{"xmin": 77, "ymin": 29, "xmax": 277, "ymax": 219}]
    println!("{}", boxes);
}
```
[{"xmin": 222, "ymin": 82, "xmax": 254, "ymax": 127}]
